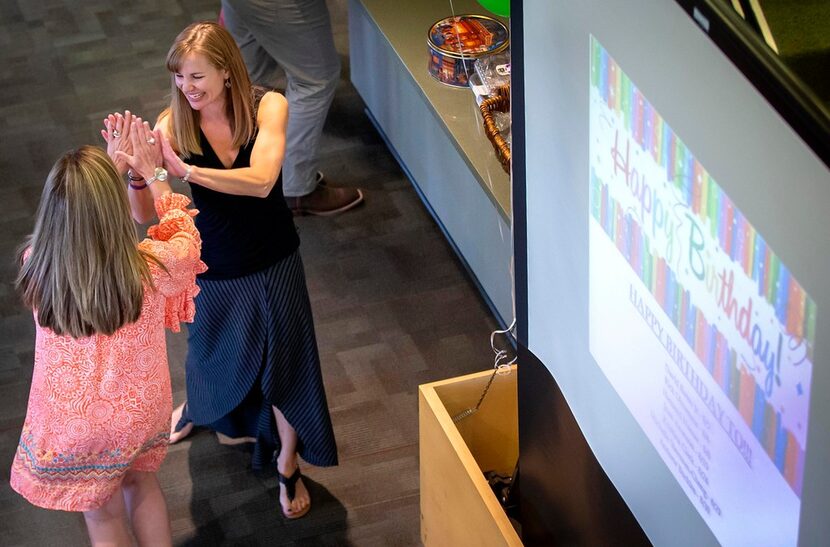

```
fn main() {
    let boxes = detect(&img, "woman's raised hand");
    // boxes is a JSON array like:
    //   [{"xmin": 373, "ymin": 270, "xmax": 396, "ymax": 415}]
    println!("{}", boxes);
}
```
[
  {"xmin": 101, "ymin": 111, "xmax": 133, "ymax": 174},
  {"xmin": 160, "ymin": 132, "xmax": 188, "ymax": 178},
  {"xmin": 115, "ymin": 118, "xmax": 163, "ymax": 182}
]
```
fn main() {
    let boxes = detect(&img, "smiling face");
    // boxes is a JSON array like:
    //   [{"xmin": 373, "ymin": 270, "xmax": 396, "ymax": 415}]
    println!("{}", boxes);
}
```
[
  {"xmin": 174, "ymin": 52, "xmax": 229, "ymax": 112},
  {"xmin": 164, "ymin": 21, "xmax": 255, "ymax": 156}
]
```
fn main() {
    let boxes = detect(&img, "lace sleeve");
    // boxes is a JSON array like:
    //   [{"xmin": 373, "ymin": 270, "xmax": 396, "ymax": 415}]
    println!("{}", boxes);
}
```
[{"xmin": 138, "ymin": 193, "xmax": 207, "ymax": 332}]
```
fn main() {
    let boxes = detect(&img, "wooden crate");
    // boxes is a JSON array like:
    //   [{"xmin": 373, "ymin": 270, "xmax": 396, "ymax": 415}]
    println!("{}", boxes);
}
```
[{"xmin": 419, "ymin": 366, "xmax": 521, "ymax": 546}]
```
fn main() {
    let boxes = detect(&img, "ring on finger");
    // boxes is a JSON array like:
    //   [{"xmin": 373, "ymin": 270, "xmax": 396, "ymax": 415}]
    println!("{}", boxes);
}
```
[
  {"xmin": 112, "ymin": 129, "xmax": 121, "ymax": 138},
  {"xmin": 146, "ymin": 136, "xmax": 156, "ymax": 145}
]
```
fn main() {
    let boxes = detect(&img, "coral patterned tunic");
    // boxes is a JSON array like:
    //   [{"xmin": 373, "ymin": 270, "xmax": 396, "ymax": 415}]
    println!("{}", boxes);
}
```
[{"xmin": 10, "ymin": 193, "xmax": 206, "ymax": 512}]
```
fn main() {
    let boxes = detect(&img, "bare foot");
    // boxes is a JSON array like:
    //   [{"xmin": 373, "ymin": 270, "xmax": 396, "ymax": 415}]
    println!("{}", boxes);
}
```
[
  {"xmin": 169, "ymin": 402, "xmax": 193, "ymax": 444},
  {"xmin": 277, "ymin": 459, "xmax": 310, "ymax": 519},
  {"xmin": 215, "ymin": 432, "xmax": 256, "ymax": 446}
]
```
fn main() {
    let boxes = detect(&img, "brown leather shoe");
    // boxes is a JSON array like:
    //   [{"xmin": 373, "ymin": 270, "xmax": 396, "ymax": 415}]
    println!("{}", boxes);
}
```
[{"xmin": 288, "ymin": 184, "xmax": 364, "ymax": 216}]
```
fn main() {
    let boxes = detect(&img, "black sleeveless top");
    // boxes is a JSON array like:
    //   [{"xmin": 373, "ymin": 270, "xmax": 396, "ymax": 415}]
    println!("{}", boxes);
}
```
[{"xmin": 187, "ymin": 91, "xmax": 299, "ymax": 280}]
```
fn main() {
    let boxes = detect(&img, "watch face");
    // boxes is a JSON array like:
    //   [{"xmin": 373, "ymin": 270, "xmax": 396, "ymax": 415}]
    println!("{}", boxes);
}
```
[{"xmin": 155, "ymin": 167, "xmax": 168, "ymax": 182}]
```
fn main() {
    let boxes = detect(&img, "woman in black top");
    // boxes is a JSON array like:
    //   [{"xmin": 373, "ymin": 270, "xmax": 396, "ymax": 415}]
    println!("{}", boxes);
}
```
[{"xmin": 127, "ymin": 21, "xmax": 337, "ymax": 520}]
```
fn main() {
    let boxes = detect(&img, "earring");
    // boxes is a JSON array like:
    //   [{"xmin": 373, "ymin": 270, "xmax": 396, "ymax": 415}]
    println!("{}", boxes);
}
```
[{"xmin": 225, "ymin": 79, "xmax": 231, "ymax": 88}]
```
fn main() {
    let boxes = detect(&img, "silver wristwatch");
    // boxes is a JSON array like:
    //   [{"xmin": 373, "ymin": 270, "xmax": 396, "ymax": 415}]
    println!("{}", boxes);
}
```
[{"xmin": 146, "ymin": 167, "xmax": 168, "ymax": 186}]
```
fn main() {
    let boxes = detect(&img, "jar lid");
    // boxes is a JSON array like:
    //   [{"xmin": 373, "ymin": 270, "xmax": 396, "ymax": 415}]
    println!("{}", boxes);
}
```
[{"xmin": 427, "ymin": 14, "xmax": 509, "ymax": 59}]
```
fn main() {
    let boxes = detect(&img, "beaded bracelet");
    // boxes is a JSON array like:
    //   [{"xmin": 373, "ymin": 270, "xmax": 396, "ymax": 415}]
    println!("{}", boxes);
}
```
[
  {"xmin": 127, "ymin": 169, "xmax": 145, "ymax": 181},
  {"xmin": 127, "ymin": 169, "xmax": 146, "ymax": 190}
]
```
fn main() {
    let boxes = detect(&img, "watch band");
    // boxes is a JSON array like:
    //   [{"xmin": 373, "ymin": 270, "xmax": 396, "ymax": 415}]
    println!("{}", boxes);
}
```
[{"xmin": 146, "ymin": 167, "xmax": 167, "ymax": 186}]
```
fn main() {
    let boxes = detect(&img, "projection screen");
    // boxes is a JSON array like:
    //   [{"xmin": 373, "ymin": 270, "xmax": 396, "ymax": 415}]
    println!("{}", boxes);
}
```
[{"xmin": 521, "ymin": 1, "xmax": 830, "ymax": 545}]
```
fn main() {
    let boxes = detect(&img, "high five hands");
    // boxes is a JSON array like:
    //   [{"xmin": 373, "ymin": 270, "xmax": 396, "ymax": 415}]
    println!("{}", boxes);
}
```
[
  {"xmin": 114, "ymin": 117, "xmax": 162, "ymax": 182},
  {"xmin": 102, "ymin": 112, "xmax": 177, "ymax": 185}
]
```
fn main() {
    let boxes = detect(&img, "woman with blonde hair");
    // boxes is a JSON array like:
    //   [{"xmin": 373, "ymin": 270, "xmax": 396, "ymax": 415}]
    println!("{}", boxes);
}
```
[
  {"xmin": 127, "ymin": 21, "xmax": 338, "ymax": 520},
  {"xmin": 10, "ymin": 119, "xmax": 205, "ymax": 546}
]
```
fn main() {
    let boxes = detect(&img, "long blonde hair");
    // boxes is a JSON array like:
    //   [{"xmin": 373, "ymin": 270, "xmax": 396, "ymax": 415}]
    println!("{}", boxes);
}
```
[
  {"xmin": 161, "ymin": 21, "xmax": 254, "ymax": 158},
  {"xmin": 16, "ymin": 146, "xmax": 154, "ymax": 338}
]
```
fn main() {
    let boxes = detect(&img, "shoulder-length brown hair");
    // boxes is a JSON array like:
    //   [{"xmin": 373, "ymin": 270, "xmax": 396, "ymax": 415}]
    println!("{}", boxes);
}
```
[
  {"xmin": 16, "ymin": 146, "xmax": 154, "ymax": 338},
  {"xmin": 161, "ymin": 21, "xmax": 254, "ymax": 158}
]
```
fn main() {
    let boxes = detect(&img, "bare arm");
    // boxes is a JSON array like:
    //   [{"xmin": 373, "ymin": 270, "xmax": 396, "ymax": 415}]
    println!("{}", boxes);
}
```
[
  {"xmin": 160, "ymin": 92, "xmax": 289, "ymax": 199},
  {"xmin": 128, "ymin": 176, "xmax": 157, "ymax": 223}
]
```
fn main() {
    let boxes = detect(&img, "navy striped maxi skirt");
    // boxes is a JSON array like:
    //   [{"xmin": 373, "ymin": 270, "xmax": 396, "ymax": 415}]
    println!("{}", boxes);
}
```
[{"xmin": 185, "ymin": 250, "xmax": 338, "ymax": 470}]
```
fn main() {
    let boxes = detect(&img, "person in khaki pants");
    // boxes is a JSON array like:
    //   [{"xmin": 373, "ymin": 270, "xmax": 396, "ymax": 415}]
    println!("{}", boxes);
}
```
[{"xmin": 221, "ymin": 0, "xmax": 364, "ymax": 216}]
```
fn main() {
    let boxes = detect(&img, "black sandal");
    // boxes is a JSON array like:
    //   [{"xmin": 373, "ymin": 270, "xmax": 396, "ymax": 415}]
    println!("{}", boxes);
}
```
[{"xmin": 278, "ymin": 467, "xmax": 310, "ymax": 519}]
